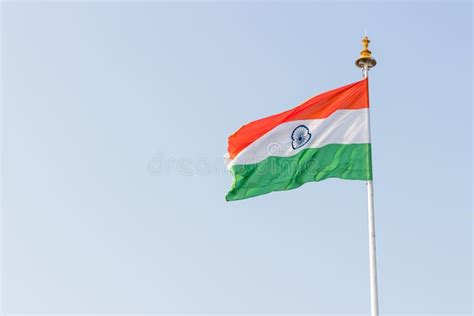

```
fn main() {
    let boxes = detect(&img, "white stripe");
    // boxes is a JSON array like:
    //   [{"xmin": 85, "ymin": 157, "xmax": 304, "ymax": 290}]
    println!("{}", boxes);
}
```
[{"xmin": 226, "ymin": 108, "xmax": 369, "ymax": 169}]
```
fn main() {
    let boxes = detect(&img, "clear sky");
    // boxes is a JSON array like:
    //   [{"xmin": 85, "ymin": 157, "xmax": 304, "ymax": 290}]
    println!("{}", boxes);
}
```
[{"xmin": 1, "ymin": 1, "xmax": 472, "ymax": 314}]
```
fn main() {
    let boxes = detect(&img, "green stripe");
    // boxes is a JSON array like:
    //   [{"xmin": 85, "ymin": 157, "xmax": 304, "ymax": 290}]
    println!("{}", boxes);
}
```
[{"xmin": 226, "ymin": 143, "xmax": 372, "ymax": 201}]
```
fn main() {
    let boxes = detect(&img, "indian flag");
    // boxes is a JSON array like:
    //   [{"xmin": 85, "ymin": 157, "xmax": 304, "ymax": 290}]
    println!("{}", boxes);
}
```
[{"xmin": 225, "ymin": 78, "xmax": 372, "ymax": 201}]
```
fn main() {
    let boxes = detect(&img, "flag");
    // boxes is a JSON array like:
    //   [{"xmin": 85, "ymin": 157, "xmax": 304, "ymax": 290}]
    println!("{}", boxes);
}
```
[{"xmin": 225, "ymin": 78, "xmax": 372, "ymax": 201}]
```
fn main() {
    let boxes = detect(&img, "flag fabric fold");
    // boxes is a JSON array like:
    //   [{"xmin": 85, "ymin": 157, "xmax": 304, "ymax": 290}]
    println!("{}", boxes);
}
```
[{"xmin": 225, "ymin": 78, "xmax": 372, "ymax": 201}]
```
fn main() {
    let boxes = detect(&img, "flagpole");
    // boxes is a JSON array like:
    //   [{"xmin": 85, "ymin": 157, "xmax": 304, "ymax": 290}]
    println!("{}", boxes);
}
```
[{"xmin": 355, "ymin": 36, "xmax": 379, "ymax": 316}]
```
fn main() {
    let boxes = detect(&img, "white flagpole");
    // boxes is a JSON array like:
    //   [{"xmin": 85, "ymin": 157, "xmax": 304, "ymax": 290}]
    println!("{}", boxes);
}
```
[{"xmin": 355, "ymin": 36, "xmax": 379, "ymax": 316}]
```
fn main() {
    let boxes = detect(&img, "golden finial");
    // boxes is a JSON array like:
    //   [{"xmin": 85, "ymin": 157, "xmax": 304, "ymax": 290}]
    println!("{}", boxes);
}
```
[{"xmin": 355, "ymin": 36, "xmax": 377, "ymax": 69}]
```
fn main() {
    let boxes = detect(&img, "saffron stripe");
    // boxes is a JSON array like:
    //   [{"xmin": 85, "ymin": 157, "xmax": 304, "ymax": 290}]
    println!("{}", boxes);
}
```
[{"xmin": 228, "ymin": 78, "xmax": 369, "ymax": 160}]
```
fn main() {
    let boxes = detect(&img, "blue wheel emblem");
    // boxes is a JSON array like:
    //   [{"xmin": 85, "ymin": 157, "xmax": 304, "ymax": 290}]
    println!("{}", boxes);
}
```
[{"xmin": 291, "ymin": 125, "xmax": 311, "ymax": 150}]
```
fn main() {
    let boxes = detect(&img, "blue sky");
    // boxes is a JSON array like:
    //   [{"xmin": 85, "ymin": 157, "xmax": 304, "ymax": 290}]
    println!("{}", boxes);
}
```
[{"xmin": 1, "ymin": 1, "xmax": 472, "ymax": 314}]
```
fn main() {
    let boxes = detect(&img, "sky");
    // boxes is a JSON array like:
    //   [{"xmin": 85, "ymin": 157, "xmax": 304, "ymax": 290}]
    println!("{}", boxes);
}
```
[{"xmin": 1, "ymin": 1, "xmax": 472, "ymax": 314}]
